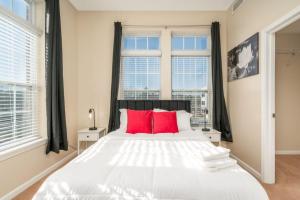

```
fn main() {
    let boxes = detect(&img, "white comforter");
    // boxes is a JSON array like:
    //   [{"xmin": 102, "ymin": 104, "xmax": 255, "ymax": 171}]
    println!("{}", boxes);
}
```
[{"xmin": 33, "ymin": 130, "xmax": 268, "ymax": 200}]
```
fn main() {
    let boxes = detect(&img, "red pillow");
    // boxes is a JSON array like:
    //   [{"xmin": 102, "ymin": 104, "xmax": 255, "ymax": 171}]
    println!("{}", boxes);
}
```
[
  {"xmin": 126, "ymin": 109, "xmax": 153, "ymax": 134},
  {"xmin": 153, "ymin": 112, "xmax": 179, "ymax": 133}
]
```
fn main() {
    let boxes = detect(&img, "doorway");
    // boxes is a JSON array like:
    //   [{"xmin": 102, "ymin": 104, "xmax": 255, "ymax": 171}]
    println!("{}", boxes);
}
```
[
  {"xmin": 265, "ymin": 20, "xmax": 300, "ymax": 199},
  {"xmin": 261, "ymin": 5, "xmax": 300, "ymax": 184}
]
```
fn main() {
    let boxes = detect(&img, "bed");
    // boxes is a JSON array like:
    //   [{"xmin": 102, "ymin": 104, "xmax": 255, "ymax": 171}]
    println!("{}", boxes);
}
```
[{"xmin": 33, "ymin": 100, "xmax": 268, "ymax": 200}]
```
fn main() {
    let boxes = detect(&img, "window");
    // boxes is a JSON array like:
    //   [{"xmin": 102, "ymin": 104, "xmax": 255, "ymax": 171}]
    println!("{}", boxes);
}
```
[
  {"xmin": 0, "ymin": 4, "xmax": 39, "ymax": 151},
  {"xmin": 0, "ymin": 0, "xmax": 33, "ymax": 22},
  {"xmin": 119, "ymin": 35, "xmax": 161, "ymax": 100},
  {"xmin": 171, "ymin": 34, "xmax": 212, "ymax": 126}
]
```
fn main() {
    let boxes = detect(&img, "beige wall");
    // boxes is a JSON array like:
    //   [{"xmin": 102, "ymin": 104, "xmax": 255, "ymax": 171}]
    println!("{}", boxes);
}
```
[
  {"xmin": 76, "ymin": 11, "xmax": 228, "ymax": 130},
  {"xmin": 227, "ymin": 0, "xmax": 300, "ymax": 172},
  {"xmin": 0, "ymin": 0, "xmax": 78, "ymax": 197},
  {"xmin": 275, "ymin": 33, "xmax": 300, "ymax": 151}
]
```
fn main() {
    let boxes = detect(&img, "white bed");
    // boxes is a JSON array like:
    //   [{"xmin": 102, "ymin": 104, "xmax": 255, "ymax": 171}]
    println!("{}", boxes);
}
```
[{"xmin": 33, "ymin": 130, "xmax": 268, "ymax": 200}]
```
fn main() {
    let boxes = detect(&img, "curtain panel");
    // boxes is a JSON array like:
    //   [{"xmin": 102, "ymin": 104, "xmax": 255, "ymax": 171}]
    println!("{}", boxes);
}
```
[
  {"xmin": 211, "ymin": 22, "xmax": 233, "ymax": 142},
  {"xmin": 45, "ymin": 0, "xmax": 68, "ymax": 153},
  {"xmin": 108, "ymin": 22, "xmax": 122, "ymax": 132}
]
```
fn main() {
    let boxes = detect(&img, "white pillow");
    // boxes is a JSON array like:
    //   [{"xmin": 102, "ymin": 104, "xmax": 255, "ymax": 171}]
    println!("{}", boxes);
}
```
[
  {"xmin": 119, "ymin": 109, "xmax": 127, "ymax": 131},
  {"xmin": 153, "ymin": 108, "xmax": 192, "ymax": 131},
  {"xmin": 176, "ymin": 110, "xmax": 192, "ymax": 131}
]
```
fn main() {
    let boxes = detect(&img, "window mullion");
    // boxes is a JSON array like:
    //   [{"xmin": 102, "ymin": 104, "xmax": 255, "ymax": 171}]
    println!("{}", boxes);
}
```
[
  {"xmin": 13, "ymin": 84, "xmax": 16, "ymax": 140},
  {"xmin": 134, "ymin": 57, "xmax": 137, "ymax": 100},
  {"xmin": 146, "ymin": 57, "xmax": 148, "ymax": 99}
]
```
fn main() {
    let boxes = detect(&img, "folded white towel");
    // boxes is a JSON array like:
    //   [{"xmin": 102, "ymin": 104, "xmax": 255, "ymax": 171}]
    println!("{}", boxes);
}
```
[
  {"xmin": 195, "ymin": 146, "xmax": 231, "ymax": 161},
  {"xmin": 199, "ymin": 157, "xmax": 237, "ymax": 168},
  {"xmin": 198, "ymin": 158, "xmax": 237, "ymax": 172}
]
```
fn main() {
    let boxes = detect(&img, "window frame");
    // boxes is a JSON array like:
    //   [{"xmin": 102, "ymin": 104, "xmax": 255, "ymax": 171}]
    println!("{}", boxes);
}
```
[
  {"xmin": 0, "ymin": 0, "xmax": 39, "ymax": 34},
  {"xmin": 119, "ymin": 30, "xmax": 162, "ymax": 100},
  {"xmin": 0, "ymin": 0, "xmax": 35, "ymax": 23},
  {"xmin": 0, "ymin": 1, "xmax": 44, "ymax": 155},
  {"xmin": 170, "ymin": 29, "xmax": 213, "ymax": 127}
]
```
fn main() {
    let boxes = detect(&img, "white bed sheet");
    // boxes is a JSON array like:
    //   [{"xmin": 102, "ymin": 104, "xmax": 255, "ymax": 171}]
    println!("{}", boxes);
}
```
[{"xmin": 33, "ymin": 130, "xmax": 268, "ymax": 200}]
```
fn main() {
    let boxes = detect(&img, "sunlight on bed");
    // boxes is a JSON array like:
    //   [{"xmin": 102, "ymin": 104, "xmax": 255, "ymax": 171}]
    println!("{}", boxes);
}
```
[
  {"xmin": 34, "ymin": 181, "xmax": 80, "ymax": 200},
  {"xmin": 73, "ymin": 138, "xmax": 109, "ymax": 163},
  {"xmin": 105, "ymin": 139, "xmax": 225, "ymax": 169},
  {"xmin": 98, "ymin": 184, "xmax": 157, "ymax": 200}
]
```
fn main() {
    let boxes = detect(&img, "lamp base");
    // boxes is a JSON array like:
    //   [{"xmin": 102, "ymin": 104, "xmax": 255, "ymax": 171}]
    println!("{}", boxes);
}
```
[
  {"xmin": 89, "ymin": 127, "xmax": 97, "ymax": 130},
  {"xmin": 202, "ymin": 127, "xmax": 210, "ymax": 132}
]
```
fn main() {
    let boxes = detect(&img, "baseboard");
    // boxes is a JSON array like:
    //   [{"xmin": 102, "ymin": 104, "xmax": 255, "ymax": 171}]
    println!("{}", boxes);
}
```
[
  {"xmin": 0, "ymin": 151, "xmax": 77, "ymax": 200},
  {"xmin": 276, "ymin": 150, "xmax": 300, "ymax": 155},
  {"xmin": 230, "ymin": 153, "xmax": 261, "ymax": 180}
]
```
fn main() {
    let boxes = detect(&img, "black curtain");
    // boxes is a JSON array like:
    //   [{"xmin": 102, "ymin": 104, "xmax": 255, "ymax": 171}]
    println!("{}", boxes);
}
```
[
  {"xmin": 108, "ymin": 22, "xmax": 122, "ymax": 132},
  {"xmin": 211, "ymin": 22, "xmax": 233, "ymax": 142},
  {"xmin": 45, "ymin": 0, "xmax": 68, "ymax": 154}
]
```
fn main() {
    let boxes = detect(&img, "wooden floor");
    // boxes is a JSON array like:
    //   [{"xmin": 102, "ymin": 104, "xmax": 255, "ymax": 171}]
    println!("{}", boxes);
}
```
[
  {"xmin": 14, "ymin": 155, "xmax": 300, "ymax": 200},
  {"xmin": 262, "ymin": 155, "xmax": 300, "ymax": 200}
]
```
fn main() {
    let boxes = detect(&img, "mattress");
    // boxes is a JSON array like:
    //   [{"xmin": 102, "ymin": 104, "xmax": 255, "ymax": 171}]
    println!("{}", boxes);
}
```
[{"xmin": 33, "ymin": 130, "xmax": 269, "ymax": 200}]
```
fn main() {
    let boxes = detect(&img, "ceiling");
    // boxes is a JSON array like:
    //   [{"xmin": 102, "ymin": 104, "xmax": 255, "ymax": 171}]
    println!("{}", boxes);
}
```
[
  {"xmin": 278, "ymin": 19, "xmax": 300, "ymax": 34},
  {"xmin": 69, "ymin": 0, "xmax": 235, "ymax": 11}
]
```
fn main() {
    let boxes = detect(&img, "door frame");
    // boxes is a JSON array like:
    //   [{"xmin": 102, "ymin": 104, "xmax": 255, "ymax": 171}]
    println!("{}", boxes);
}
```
[{"xmin": 261, "ymin": 5, "xmax": 300, "ymax": 184}]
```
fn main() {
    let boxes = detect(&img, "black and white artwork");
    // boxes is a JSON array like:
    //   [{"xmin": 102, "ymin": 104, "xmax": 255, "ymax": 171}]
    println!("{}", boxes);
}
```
[{"xmin": 228, "ymin": 33, "xmax": 259, "ymax": 81}]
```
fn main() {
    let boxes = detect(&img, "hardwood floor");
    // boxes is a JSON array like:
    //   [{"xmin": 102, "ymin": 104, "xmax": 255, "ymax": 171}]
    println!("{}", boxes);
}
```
[
  {"xmin": 13, "ymin": 155, "xmax": 300, "ymax": 200},
  {"xmin": 262, "ymin": 155, "xmax": 300, "ymax": 200}
]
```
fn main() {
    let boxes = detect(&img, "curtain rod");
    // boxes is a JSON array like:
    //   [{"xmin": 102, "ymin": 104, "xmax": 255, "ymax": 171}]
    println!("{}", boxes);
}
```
[{"xmin": 123, "ymin": 24, "xmax": 211, "ymax": 29}]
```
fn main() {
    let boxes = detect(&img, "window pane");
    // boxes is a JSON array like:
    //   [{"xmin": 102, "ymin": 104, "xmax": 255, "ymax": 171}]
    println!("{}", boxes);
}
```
[
  {"xmin": 135, "ymin": 57, "xmax": 147, "ymax": 73},
  {"xmin": 123, "ymin": 74, "xmax": 135, "ymax": 89},
  {"xmin": 172, "ymin": 56, "xmax": 210, "ymax": 124},
  {"xmin": 120, "ymin": 34, "xmax": 161, "ymax": 100},
  {"xmin": 148, "ymin": 37, "xmax": 159, "ymax": 50},
  {"xmin": 196, "ymin": 74, "xmax": 207, "ymax": 89},
  {"xmin": 148, "ymin": 91, "xmax": 160, "ymax": 100},
  {"xmin": 136, "ymin": 74, "xmax": 147, "ymax": 89},
  {"xmin": 172, "ymin": 36, "xmax": 183, "ymax": 50},
  {"xmin": 0, "ymin": 8, "xmax": 38, "ymax": 150},
  {"xmin": 195, "ymin": 57, "xmax": 209, "ymax": 74},
  {"xmin": 0, "ymin": 0, "xmax": 12, "ymax": 11},
  {"xmin": 184, "ymin": 57, "xmax": 195, "ymax": 73},
  {"xmin": 172, "ymin": 56, "xmax": 208, "ymax": 90},
  {"xmin": 123, "ymin": 37, "xmax": 135, "ymax": 50},
  {"xmin": 13, "ymin": 0, "xmax": 30, "ymax": 21},
  {"xmin": 120, "ymin": 56, "xmax": 160, "ymax": 100},
  {"xmin": 184, "ymin": 37, "xmax": 195, "ymax": 50},
  {"xmin": 123, "ymin": 57, "xmax": 135, "ymax": 74},
  {"xmin": 136, "ymin": 37, "xmax": 147, "ymax": 49},
  {"xmin": 148, "ymin": 74, "xmax": 160, "ymax": 89},
  {"xmin": 148, "ymin": 57, "xmax": 160, "ymax": 73},
  {"xmin": 196, "ymin": 36, "xmax": 207, "ymax": 50}
]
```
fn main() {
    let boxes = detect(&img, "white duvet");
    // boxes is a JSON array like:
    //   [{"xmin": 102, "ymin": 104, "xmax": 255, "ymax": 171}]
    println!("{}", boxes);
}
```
[{"xmin": 33, "ymin": 130, "xmax": 268, "ymax": 200}]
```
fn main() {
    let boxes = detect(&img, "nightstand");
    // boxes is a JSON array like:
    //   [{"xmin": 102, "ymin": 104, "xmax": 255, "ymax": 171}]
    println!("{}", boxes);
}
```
[
  {"xmin": 77, "ymin": 127, "xmax": 106, "ymax": 155},
  {"xmin": 193, "ymin": 127, "xmax": 221, "ymax": 146}
]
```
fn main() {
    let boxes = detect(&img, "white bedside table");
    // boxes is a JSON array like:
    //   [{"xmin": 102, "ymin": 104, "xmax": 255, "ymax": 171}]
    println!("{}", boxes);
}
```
[
  {"xmin": 77, "ymin": 127, "xmax": 106, "ymax": 155},
  {"xmin": 193, "ymin": 127, "xmax": 222, "ymax": 146}
]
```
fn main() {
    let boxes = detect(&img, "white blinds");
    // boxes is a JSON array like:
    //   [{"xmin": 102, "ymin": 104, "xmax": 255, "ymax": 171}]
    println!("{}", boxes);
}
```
[
  {"xmin": 120, "ymin": 56, "xmax": 160, "ymax": 100},
  {"xmin": 119, "ymin": 35, "xmax": 161, "ymax": 100},
  {"xmin": 172, "ymin": 57, "xmax": 211, "ymax": 119},
  {"xmin": 171, "ymin": 34, "xmax": 212, "ymax": 126},
  {"xmin": 0, "ymin": 12, "xmax": 39, "ymax": 151}
]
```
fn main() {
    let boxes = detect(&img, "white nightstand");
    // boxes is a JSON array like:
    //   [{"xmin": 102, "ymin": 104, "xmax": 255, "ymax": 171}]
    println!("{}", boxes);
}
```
[
  {"xmin": 193, "ymin": 127, "xmax": 221, "ymax": 146},
  {"xmin": 77, "ymin": 127, "xmax": 106, "ymax": 155}
]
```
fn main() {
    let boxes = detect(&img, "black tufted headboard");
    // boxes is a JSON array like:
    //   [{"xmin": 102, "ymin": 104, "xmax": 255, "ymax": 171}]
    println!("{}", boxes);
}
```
[{"xmin": 111, "ymin": 100, "xmax": 191, "ymax": 131}]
